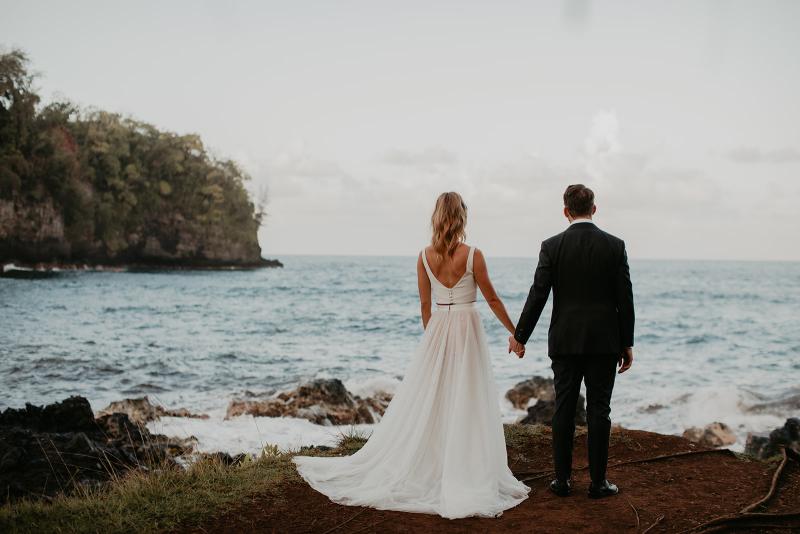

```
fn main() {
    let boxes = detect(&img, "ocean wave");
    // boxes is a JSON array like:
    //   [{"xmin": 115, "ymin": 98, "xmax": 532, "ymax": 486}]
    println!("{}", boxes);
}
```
[
  {"xmin": 4, "ymin": 258, "xmax": 799, "ymax": 452},
  {"xmin": 102, "ymin": 305, "xmax": 154, "ymax": 313},
  {"xmin": 346, "ymin": 376, "xmax": 400, "ymax": 398},
  {"xmin": 617, "ymin": 385, "xmax": 794, "ymax": 450},
  {"xmin": 122, "ymin": 383, "xmax": 170, "ymax": 394},
  {"xmin": 684, "ymin": 334, "xmax": 723, "ymax": 344}
]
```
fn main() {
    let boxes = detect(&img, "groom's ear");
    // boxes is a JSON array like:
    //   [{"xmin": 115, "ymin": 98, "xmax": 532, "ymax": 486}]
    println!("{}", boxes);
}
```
[
  {"xmin": 591, "ymin": 204, "xmax": 597, "ymax": 216},
  {"xmin": 563, "ymin": 206, "xmax": 571, "ymax": 220}
]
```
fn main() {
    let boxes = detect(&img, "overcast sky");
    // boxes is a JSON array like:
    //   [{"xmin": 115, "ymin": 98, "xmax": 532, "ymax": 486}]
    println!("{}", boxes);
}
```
[{"xmin": 2, "ymin": 1, "xmax": 799, "ymax": 260}]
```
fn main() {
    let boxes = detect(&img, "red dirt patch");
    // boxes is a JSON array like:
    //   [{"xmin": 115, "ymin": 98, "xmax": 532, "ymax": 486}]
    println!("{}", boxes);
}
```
[{"xmin": 188, "ymin": 427, "xmax": 800, "ymax": 533}]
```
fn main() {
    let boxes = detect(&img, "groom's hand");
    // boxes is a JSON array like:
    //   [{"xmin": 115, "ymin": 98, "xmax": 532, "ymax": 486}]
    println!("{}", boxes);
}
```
[
  {"xmin": 618, "ymin": 347, "xmax": 633, "ymax": 374},
  {"xmin": 508, "ymin": 336, "xmax": 525, "ymax": 358}
]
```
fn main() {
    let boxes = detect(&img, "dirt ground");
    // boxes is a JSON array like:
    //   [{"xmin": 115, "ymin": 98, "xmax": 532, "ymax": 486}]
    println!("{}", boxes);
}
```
[{"xmin": 189, "ymin": 427, "xmax": 800, "ymax": 533}]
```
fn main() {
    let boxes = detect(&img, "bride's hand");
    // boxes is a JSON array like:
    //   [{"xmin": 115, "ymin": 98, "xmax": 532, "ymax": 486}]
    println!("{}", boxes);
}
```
[{"xmin": 508, "ymin": 336, "xmax": 525, "ymax": 358}]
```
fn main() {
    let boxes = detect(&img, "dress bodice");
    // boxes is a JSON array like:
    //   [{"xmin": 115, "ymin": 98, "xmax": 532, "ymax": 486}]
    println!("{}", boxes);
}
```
[{"xmin": 421, "ymin": 246, "xmax": 478, "ymax": 305}]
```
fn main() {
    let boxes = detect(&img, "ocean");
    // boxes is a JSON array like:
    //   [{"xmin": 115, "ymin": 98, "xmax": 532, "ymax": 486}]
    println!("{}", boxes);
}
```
[{"xmin": 2, "ymin": 256, "xmax": 798, "ymax": 454}]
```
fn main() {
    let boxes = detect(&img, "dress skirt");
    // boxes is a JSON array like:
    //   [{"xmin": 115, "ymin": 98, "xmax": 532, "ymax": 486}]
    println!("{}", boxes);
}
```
[{"xmin": 293, "ymin": 303, "xmax": 530, "ymax": 519}]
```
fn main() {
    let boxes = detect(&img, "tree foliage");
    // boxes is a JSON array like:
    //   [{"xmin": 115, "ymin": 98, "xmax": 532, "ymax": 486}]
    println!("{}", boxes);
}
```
[{"xmin": 0, "ymin": 49, "xmax": 265, "ymax": 263}]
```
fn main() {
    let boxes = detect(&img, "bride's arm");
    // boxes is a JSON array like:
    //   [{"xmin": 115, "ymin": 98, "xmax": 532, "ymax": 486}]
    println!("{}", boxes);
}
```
[
  {"xmin": 473, "ymin": 249, "xmax": 516, "ymax": 335},
  {"xmin": 417, "ymin": 253, "xmax": 432, "ymax": 329}
]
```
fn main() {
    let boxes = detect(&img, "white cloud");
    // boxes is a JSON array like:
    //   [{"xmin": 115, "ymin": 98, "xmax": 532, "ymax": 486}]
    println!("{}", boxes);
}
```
[
  {"xmin": 583, "ymin": 110, "xmax": 622, "ymax": 181},
  {"xmin": 247, "ymin": 112, "xmax": 800, "ymax": 261},
  {"xmin": 244, "ymin": 142, "xmax": 357, "ymax": 200},
  {"xmin": 725, "ymin": 147, "xmax": 800, "ymax": 164},
  {"xmin": 380, "ymin": 147, "xmax": 458, "ymax": 170}
]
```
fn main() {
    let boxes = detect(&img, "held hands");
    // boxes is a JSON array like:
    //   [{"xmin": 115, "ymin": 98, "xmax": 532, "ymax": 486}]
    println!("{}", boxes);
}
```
[
  {"xmin": 508, "ymin": 336, "xmax": 525, "ymax": 358},
  {"xmin": 618, "ymin": 347, "xmax": 634, "ymax": 374}
]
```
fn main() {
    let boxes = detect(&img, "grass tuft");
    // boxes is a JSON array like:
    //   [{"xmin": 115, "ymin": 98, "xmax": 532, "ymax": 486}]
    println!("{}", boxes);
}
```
[
  {"xmin": 334, "ymin": 427, "xmax": 369, "ymax": 454},
  {"xmin": 503, "ymin": 423, "xmax": 549, "ymax": 450},
  {"xmin": 0, "ymin": 449, "xmax": 302, "ymax": 534}
]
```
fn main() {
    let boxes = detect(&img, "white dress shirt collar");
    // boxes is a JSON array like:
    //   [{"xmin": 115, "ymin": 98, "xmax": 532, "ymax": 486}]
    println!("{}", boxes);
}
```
[{"xmin": 570, "ymin": 217, "xmax": 595, "ymax": 225}]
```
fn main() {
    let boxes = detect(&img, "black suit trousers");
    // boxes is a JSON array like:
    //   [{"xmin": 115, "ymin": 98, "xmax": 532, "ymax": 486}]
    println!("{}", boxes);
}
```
[{"xmin": 550, "ymin": 354, "xmax": 618, "ymax": 484}]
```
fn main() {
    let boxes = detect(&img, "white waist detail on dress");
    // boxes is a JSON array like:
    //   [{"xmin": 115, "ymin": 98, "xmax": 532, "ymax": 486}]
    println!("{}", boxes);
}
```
[{"xmin": 434, "ymin": 301, "xmax": 476, "ymax": 311}]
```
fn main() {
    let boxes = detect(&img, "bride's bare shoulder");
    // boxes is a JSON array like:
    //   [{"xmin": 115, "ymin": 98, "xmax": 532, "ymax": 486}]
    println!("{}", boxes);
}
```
[
  {"xmin": 470, "ymin": 247, "xmax": 488, "ymax": 269},
  {"xmin": 464, "ymin": 243, "xmax": 481, "ymax": 255}
]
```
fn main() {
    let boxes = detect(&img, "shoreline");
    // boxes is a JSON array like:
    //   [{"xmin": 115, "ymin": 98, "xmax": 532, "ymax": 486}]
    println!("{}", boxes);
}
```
[
  {"xmin": 2, "ymin": 413, "xmax": 798, "ymax": 533},
  {"xmin": 1, "ymin": 393, "xmax": 797, "ymax": 533},
  {"xmin": 4, "ymin": 374, "xmax": 796, "ymax": 460},
  {"xmin": 0, "ymin": 258, "xmax": 283, "ymax": 277}
]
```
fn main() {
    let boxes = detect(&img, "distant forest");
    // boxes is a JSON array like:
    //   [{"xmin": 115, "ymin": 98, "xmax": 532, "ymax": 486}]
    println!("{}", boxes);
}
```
[{"xmin": 0, "ymin": 49, "xmax": 270, "ymax": 267}]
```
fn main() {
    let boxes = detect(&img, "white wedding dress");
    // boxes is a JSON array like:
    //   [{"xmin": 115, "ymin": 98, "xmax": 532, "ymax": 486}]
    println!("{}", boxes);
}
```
[{"xmin": 293, "ymin": 246, "xmax": 530, "ymax": 519}]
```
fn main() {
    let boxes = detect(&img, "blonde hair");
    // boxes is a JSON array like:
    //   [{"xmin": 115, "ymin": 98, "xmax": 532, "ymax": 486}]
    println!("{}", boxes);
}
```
[{"xmin": 430, "ymin": 192, "xmax": 467, "ymax": 258}]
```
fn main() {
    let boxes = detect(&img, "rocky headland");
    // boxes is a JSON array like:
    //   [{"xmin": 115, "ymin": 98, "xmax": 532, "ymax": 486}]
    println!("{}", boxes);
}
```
[{"xmin": 0, "ymin": 50, "xmax": 280, "ymax": 272}]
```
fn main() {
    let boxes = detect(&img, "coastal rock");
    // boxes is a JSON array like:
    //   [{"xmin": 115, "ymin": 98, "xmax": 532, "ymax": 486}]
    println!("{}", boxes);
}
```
[
  {"xmin": 0, "ymin": 396, "xmax": 194, "ymax": 504},
  {"xmin": 505, "ymin": 376, "xmax": 555, "ymax": 410},
  {"xmin": 517, "ymin": 397, "xmax": 587, "ymax": 426},
  {"xmin": 682, "ymin": 422, "xmax": 737, "ymax": 448},
  {"xmin": 0, "ymin": 395, "xmax": 97, "ymax": 432},
  {"xmin": 745, "ymin": 418, "xmax": 800, "ymax": 459},
  {"xmin": 98, "ymin": 396, "xmax": 209, "ymax": 425},
  {"xmin": 226, "ymin": 379, "xmax": 393, "ymax": 425}
]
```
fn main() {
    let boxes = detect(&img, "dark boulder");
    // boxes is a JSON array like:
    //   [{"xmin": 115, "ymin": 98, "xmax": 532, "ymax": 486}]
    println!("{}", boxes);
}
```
[
  {"xmin": 745, "ymin": 418, "xmax": 800, "ymax": 459},
  {"xmin": 505, "ymin": 376, "xmax": 556, "ymax": 410},
  {"xmin": 518, "ymin": 397, "xmax": 587, "ymax": 426},
  {"xmin": 0, "ymin": 396, "xmax": 96, "ymax": 433},
  {"xmin": 0, "ymin": 396, "xmax": 194, "ymax": 504}
]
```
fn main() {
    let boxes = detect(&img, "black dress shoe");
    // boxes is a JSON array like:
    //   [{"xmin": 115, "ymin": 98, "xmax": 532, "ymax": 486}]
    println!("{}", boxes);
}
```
[
  {"xmin": 588, "ymin": 480, "xmax": 619, "ymax": 499},
  {"xmin": 549, "ymin": 479, "xmax": 572, "ymax": 497}
]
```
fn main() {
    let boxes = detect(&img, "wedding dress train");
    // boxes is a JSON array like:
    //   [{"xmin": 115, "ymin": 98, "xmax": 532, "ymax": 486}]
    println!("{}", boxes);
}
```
[{"xmin": 293, "ymin": 246, "xmax": 530, "ymax": 519}]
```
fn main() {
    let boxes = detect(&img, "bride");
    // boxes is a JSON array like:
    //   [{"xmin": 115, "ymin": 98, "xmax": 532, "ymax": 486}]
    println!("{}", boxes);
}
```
[{"xmin": 293, "ymin": 192, "xmax": 530, "ymax": 519}]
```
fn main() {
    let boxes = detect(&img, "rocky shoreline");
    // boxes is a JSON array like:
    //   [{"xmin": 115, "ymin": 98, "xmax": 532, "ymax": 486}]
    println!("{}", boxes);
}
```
[
  {"xmin": 2, "ymin": 377, "xmax": 797, "ymax": 505},
  {"xmin": 0, "ymin": 258, "xmax": 283, "ymax": 278},
  {"xmin": 503, "ymin": 376, "xmax": 799, "ymax": 455},
  {"xmin": 0, "ymin": 397, "xmax": 194, "ymax": 504},
  {"xmin": 225, "ymin": 378, "xmax": 392, "ymax": 425}
]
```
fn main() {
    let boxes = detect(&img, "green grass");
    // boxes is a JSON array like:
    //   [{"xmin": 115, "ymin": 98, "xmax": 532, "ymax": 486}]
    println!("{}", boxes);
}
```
[
  {"xmin": 2, "ymin": 425, "xmax": 559, "ymax": 533},
  {"xmin": 503, "ymin": 423, "xmax": 549, "ymax": 450},
  {"xmin": 0, "ymin": 436, "xmax": 368, "ymax": 534},
  {"xmin": 331, "ymin": 426, "xmax": 370, "ymax": 455}
]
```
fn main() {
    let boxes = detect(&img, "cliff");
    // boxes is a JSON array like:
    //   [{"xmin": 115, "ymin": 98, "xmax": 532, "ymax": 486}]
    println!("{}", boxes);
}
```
[{"xmin": 0, "ymin": 194, "xmax": 273, "ymax": 268}]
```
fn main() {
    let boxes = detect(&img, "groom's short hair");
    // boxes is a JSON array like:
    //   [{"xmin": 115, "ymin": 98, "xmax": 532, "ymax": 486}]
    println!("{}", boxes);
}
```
[{"xmin": 563, "ymin": 184, "xmax": 595, "ymax": 216}]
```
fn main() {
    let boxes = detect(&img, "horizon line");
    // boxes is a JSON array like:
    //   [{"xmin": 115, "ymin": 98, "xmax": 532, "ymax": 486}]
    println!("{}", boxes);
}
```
[{"xmin": 264, "ymin": 253, "xmax": 800, "ymax": 263}]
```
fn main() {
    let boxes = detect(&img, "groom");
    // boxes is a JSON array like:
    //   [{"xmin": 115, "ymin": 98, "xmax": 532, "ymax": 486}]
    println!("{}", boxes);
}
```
[{"xmin": 509, "ymin": 184, "xmax": 634, "ymax": 499}]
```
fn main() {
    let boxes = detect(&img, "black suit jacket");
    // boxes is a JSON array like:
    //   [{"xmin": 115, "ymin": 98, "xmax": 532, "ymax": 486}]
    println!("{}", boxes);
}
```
[{"xmin": 514, "ymin": 221, "xmax": 634, "ymax": 357}]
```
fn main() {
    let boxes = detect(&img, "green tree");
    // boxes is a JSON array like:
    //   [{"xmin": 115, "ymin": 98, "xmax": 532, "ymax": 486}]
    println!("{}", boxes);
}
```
[{"xmin": 0, "ymin": 49, "xmax": 267, "ymax": 265}]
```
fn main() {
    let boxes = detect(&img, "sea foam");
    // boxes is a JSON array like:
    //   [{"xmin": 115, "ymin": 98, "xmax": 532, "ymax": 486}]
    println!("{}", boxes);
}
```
[{"xmin": 147, "ymin": 415, "xmax": 375, "ymax": 455}]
